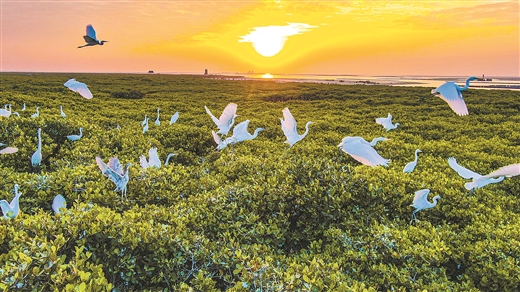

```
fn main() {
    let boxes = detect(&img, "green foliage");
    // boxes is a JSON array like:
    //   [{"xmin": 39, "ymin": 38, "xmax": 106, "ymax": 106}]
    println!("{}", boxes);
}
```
[
  {"xmin": 1, "ymin": 73, "xmax": 520, "ymax": 290},
  {"xmin": 110, "ymin": 90, "xmax": 146, "ymax": 99}
]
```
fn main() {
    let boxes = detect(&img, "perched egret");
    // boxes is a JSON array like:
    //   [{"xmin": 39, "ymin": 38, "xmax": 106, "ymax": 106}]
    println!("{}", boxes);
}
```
[
  {"xmin": 31, "ymin": 128, "xmax": 42, "ymax": 166},
  {"xmin": 431, "ymin": 76, "xmax": 477, "ymax": 116},
  {"xmin": 205, "ymin": 103, "xmax": 238, "ymax": 135},
  {"xmin": 141, "ymin": 114, "xmax": 148, "ymax": 126},
  {"xmin": 0, "ymin": 104, "xmax": 12, "ymax": 118},
  {"xmin": 60, "ymin": 106, "xmax": 66, "ymax": 118},
  {"xmin": 368, "ymin": 137, "xmax": 389, "ymax": 146},
  {"xmin": 170, "ymin": 112, "xmax": 179, "ymax": 125},
  {"xmin": 155, "ymin": 108, "xmax": 160, "ymax": 126},
  {"xmin": 0, "ymin": 147, "xmax": 18, "ymax": 154},
  {"xmin": 142, "ymin": 117, "xmax": 150, "ymax": 133},
  {"xmin": 447, "ymin": 157, "xmax": 505, "ymax": 191},
  {"xmin": 67, "ymin": 128, "xmax": 83, "ymax": 141},
  {"xmin": 77, "ymin": 24, "xmax": 108, "ymax": 48},
  {"xmin": 31, "ymin": 107, "xmax": 40, "ymax": 118},
  {"xmin": 338, "ymin": 136, "xmax": 390, "ymax": 167},
  {"xmin": 95, "ymin": 157, "xmax": 132, "ymax": 201},
  {"xmin": 280, "ymin": 108, "xmax": 313, "ymax": 146},
  {"xmin": 64, "ymin": 79, "xmax": 93, "ymax": 99},
  {"xmin": 164, "ymin": 153, "xmax": 175, "ymax": 165},
  {"xmin": 375, "ymin": 113, "xmax": 400, "ymax": 132},
  {"xmin": 403, "ymin": 149, "xmax": 422, "ymax": 173},
  {"xmin": 22, "ymin": 103, "xmax": 26, "ymax": 111},
  {"xmin": 140, "ymin": 147, "xmax": 161, "ymax": 169},
  {"xmin": 52, "ymin": 194, "xmax": 67, "ymax": 215},
  {"xmin": 0, "ymin": 184, "xmax": 22, "ymax": 219},
  {"xmin": 410, "ymin": 189, "xmax": 440, "ymax": 223}
]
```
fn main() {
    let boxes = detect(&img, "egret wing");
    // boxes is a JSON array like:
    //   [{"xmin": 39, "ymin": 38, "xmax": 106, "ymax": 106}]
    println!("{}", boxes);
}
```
[
  {"xmin": 64, "ymin": 79, "xmax": 93, "ymax": 99},
  {"xmin": 447, "ymin": 157, "xmax": 480, "ymax": 179},
  {"xmin": 412, "ymin": 189, "xmax": 430, "ymax": 207},
  {"xmin": 0, "ymin": 200, "xmax": 14, "ymax": 218},
  {"xmin": 86, "ymin": 24, "xmax": 97, "ymax": 40},
  {"xmin": 148, "ymin": 147, "xmax": 161, "ymax": 168},
  {"xmin": 170, "ymin": 112, "xmax": 179, "ymax": 124},
  {"xmin": 482, "ymin": 163, "xmax": 520, "ymax": 179},
  {"xmin": 83, "ymin": 35, "xmax": 98, "ymax": 45},
  {"xmin": 52, "ymin": 194, "xmax": 67, "ymax": 214},
  {"xmin": 340, "ymin": 138, "xmax": 389, "ymax": 167},
  {"xmin": 434, "ymin": 82, "xmax": 468, "ymax": 116},
  {"xmin": 0, "ymin": 147, "xmax": 18, "ymax": 154},
  {"xmin": 232, "ymin": 120, "xmax": 251, "ymax": 142},
  {"xmin": 96, "ymin": 157, "xmax": 124, "ymax": 184},
  {"xmin": 139, "ymin": 155, "xmax": 149, "ymax": 169},
  {"xmin": 219, "ymin": 103, "xmax": 238, "ymax": 123},
  {"xmin": 108, "ymin": 157, "xmax": 123, "ymax": 175}
]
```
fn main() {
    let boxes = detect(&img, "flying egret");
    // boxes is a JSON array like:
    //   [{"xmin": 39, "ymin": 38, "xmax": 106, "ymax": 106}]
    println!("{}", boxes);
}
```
[
  {"xmin": 480, "ymin": 163, "xmax": 520, "ymax": 179},
  {"xmin": 431, "ymin": 76, "xmax": 477, "ymax": 116},
  {"xmin": 77, "ymin": 24, "xmax": 108, "ymax": 48},
  {"xmin": 31, "ymin": 107, "xmax": 39, "ymax": 118},
  {"xmin": 22, "ymin": 103, "xmax": 26, "ymax": 111},
  {"xmin": 205, "ymin": 103, "xmax": 238, "ymax": 135},
  {"xmin": 0, "ymin": 147, "xmax": 18, "ymax": 154},
  {"xmin": 0, "ymin": 184, "xmax": 22, "ymax": 219},
  {"xmin": 368, "ymin": 137, "xmax": 389, "ymax": 146},
  {"xmin": 141, "ymin": 114, "xmax": 148, "ymax": 126},
  {"xmin": 212, "ymin": 130, "xmax": 233, "ymax": 151},
  {"xmin": 67, "ymin": 128, "xmax": 83, "ymax": 141},
  {"xmin": 447, "ymin": 157, "xmax": 505, "ymax": 191},
  {"xmin": 375, "ymin": 113, "xmax": 399, "ymax": 132},
  {"xmin": 52, "ymin": 194, "xmax": 67, "ymax": 215},
  {"xmin": 403, "ymin": 149, "xmax": 422, "ymax": 173},
  {"xmin": 338, "ymin": 136, "xmax": 389, "ymax": 167},
  {"xmin": 280, "ymin": 108, "xmax": 313, "ymax": 146},
  {"xmin": 142, "ymin": 117, "xmax": 150, "ymax": 133},
  {"xmin": 410, "ymin": 189, "xmax": 441, "ymax": 223},
  {"xmin": 0, "ymin": 104, "xmax": 11, "ymax": 118},
  {"xmin": 155, "ymin": 108, "xmax": 160, "ymax": 126},
  {"xmin": 31, "ymin": 128, "xmax": 42, "ymax": 166},
  {"xmin": 60, "ymin": 106, "xmax": 66, "ymax": 118},
  {"xmin": 64, "ymin": 79, "xmax": 93, "ymax": 99},
  {"xmin": 229, "ymin": 120, "xmax": 264, "ymax": 143},
  {"xmin": 170, "ymin": 112, "xmax": 179, "ymax": 125},
  {"xmin": 95, "ymin": 157, "xmax": 132, "ymax": 201}
]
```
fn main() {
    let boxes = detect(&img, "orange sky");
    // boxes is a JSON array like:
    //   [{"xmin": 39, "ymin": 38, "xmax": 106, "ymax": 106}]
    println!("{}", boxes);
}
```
[{"xmin": 1, "ymin": 0, "xmax": 518, "ymax": 76}]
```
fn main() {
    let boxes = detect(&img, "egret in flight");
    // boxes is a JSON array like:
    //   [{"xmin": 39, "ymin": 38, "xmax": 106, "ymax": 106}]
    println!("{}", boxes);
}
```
[
  {"xmin": 95, "ymin": 157, "xmax": 132, "ymax": 201},
  {"xmin": 60, "ymin": 106, "xmax": 66, "ymax": 118},
  {"xmin": 410, "ymin": 189, "xmax": 440, "ymax": 224},
  {"xmin": 280, "ymin": 108, "xmax": 313, "ymax": 146},
  {"xmin": 31, "ymin": 128, "xmax": 42, "ymax": 166},
  {"xmin": 368, "ymin": 137, "xmax": 389, "ymax": 146},
  {"xmin": 447, "ymin": 157, "xmax": 505, "ymax": 192},
  {"xmin": 170, "ymin": 112, "xmax": 179, "ymax": 125},
  {"xmin": 229, "ymin": 120, "xmax": 264, "ymax": 143},
  {"xmin": 205, "ymin": 103, "xmax": 238, "ymax": 135},
  {"xmin": 0, "ymin": 184, "xmax": 22, "ymax": 219},
  {"xmin": 31, "ymin": 107, "xmax": 40, "ymax": 118},
  {"xmin": 431, "ymin": 76, "xmax": 477, "ymax": 116},
  {"xmin": 67, "ymin": 128, "xmax": 83, "ymax": 141},
  {"xmin": 64, "ymin": 79, "xmax": 93, "ymax": 99},
  {"xmin": 212, "ymin": 130, "xmax": 233, "ymax": 151},
  {"xmin": 338, "ymin": 136, "xmax": 389, "ymax": 167},
  {"xmin": 52, "ymin": 194, "xmax": 67, "ymax": 215},
  {"xmin": 403, "ymin": 149, "xmax": 421, "ymax": 173},
  {"xmin": 376, "ymin": 113, "xmax": 400, "ymax": 132},
  {"xmin": 0, "ymin": 146, "xmax": 18, "ymax": 154},
  {"xmin": 78, "ymin": 24, "xmax": 108, "ymax": 48}
]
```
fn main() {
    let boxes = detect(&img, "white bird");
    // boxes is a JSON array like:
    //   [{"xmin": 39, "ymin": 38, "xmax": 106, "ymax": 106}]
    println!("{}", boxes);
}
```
[
  {"xmin": 31, "ymin": 107, "xmax": 39, "ymax": 118},
  {"xmin": 141, "ymin": 114, "xmax": 148, "ymax": 126},
  {"xmin": 52, "ymin": 194, "xmax": 67, "ymax": 215},
  {"xmin": 22, "ymin": 103, "xmax": 26, "ymax": 111},
  {"xmin": 229, "ymin": 120, "xmax": 264, "ymax": 143},
  {"xmin": 0, "ymin": 104, "xmax": 11, "ymax": 118},
  {"xmin": 280, "ymin": 108, "xmax": 313, "ymax": 146},
  {"xmin": 0, "ymin": 147, "xmax": 18, "ymax": 154},
  {"xmin": 95, "ymin": 157, "xmax": 132, "ymax": 201},
  {"xmin": 410, "ymin": 189, "xmax": 441, "ymax": 223},
  {"xmin": 447, "ymin": 157, "xmax": 505, "ymax": 191},
  {"xmin": 164, "ymin": 153, "xmax": 175, "ymax": 165},
  {"xmin": 338, "ymin": 136, "xmax": 389, "ymax": 167},
  {"xmin": 64, "ymin": 79, "xmax": 93, "ymax": 99},
  {"xmin": 431, "ymin": 76, "xmax": 477, "ymax": 116},
  {"xmin": 77, "ymin": 24, "xmax": 108, "ymax": 48},
  {"xmin": 368, "ymin": 137, "xmax": 389, "ymax": 146},
  {"xmin": 212, "ymin": 130, "xmax": 233, "ymax": 151},
  {"xmin": 12, "ymin": 112, "xmax": 20, "ymax": 118},
  {"xmin": 170, "ymin": 112, "xmax": 179, "ymax": 125},
  {"xmin": 155, "ymin": 108, "xmax": 160, "ymax": 126},
  {"xmin": 205, "ymin": 103, "xmax": 238, "ymax": 135},
  {"xmin": 31, "ymin": 128, "xmax": 42, "ymax": 166},
  {"xmin": 403, "ymin": 149, "xmax": 421, "ymax": 173},
  {"xmin": 0, "ymin": 184, "xmax": 22, "ymax": 219},
  {"xmin": 60, "ymin": 106, "xmax": 66, "ymax": 118},
  {"xmin": 375, "ymin": 113, "xmax": 400, "ymax": 132},
  {"xmin": 67, "ymin": 128, "xmax": 83, "ymax": 141},
  {"xmin": 142, "ymin": 117, "xmax": 150, "ymax": 133},
  {"xmin": 140, "ymin": 147, "xmax": 161, "ymax": 169}
]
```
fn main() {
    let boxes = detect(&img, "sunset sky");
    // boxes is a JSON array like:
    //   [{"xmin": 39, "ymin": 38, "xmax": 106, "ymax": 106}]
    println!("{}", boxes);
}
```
[{"xmin": 2, "ymin": 0, "xmax": 518, "ymax": 76}]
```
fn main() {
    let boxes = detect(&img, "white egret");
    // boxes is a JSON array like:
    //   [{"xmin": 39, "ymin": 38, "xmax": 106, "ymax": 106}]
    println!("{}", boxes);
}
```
[
  {"xmin": 447, "ymin": 157, "xmax": 505, "ymax": 191},
  {"xmin": 230, "ymin": 120, "xmax": 264, "ymax": 143},
  {"xmin": 31, "ymin": 107, "xmax": 39, "ymax": 118},
  {"xmin": 0, "ymin": 147, "xmax": 18, "ymax": 154},
  {"xmin": 64, "ymin": 79, "xmax": 93, "ymax": 99},
  {"xmin": 142, "ymin": 117, "xmax": 150, "ymax": 133},
  {"xmin": 403, "ymin": 149, "xmax": 421, "ymax": 173},
  {"xmin": 0, "ymin": 184, "xmax": 22, "ymax": 219},
  {"xmin": 368, "ymin": 137, "xmax": 389, "ymax": 146},
  {"xmin": 52, "ymin": 194, "xmax": 67, "ymax": 215},
  {"xmin": 205, "ymin": 103, "xmax": 238, "ymax": 135},
  {"xmin": 77, "ymin": 24, "xmax": 108, "ymax": 48},
  {"xmin": 431, "ymin": 76, "xmax": 477, "ymax": 116},
  {"xmin": 141, "ymin": 114, "xmax": 148, "ymax": 126},
  {"xmin": 338, "ymin": 136, "xmax": 389, "ymax": 167},
  {"xmin": 280, "ymin": 108, "xmax": 313, "ymax": 146},
  {"xmin": 480, "ymin": 163, "xmax": 520, "ymax": 179},
  {"xmin": 12, "ymin": 112, "xmax": 20, "ymax": 118},
  {"xmin": 212, "ymin": 130, "xmax": 233, "ymax": 151},
  {"xmin": 60, "ymin": 106, "xmax": 66, "ymax": 118},
  {"xmin": 410, "ymin": 189, "xmax": 441, "ymax": 223},
  {"xmin": 170, "ymin": 112, "xmax": 179, "ymax": 125},
  {"xmin": 164, "ymin": 153, "xmax": 175, "ymax": 165},
  {"xmin": 67, "ymin": 128, "xmax": 83, "ymax": 141},
  {"xmin": 155, "ymin": 108, "xmax": 160, "ymax": 126},
  {"xmin": 22, "ymin": 103, "xmax": 26, "ymax": 111},
  {"xmin": 31, "ymin": 128, "xmax": 42, "ymax": 166},
  {"xmin": 95, "ymin": 157, "xmax": 132, "ymax": 201},
  {"xmin": 375, "ymin": 113, "xmax": 400, "ymax": 132},
  {"xmin": 140, "ymin": 147, "xmax": 161, "ymax": 169},
  {"xmin": 0, "ymin": 104, "xmax": 11, "ymax": 118}
]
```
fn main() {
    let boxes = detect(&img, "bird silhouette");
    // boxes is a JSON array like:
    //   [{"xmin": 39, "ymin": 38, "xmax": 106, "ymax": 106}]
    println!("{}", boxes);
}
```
[
  {"xmin": 205, "ymin": 103, "xmax": 238, "ymax": 135},
  {"xmin": 338, "ymin": 136, "xmax": 389, "ymax": 167},
  {"xmin": 431, "ymin": 76, "xmax": 477, "ymax": 116},
  {"xmin": 280, "ymin": 107, "xmax": 313, "ymax": 146},
  {"xmin": 31, "ymin": 128, "xmax": 42, "ymax": 166},
  {"xmin": 410, "ymin": 189, "xmax": 441, "ymax": 223},
  {"xmin": 403, "ymin": 149, "xmax": 421, "ymax": 173},
  {"xmin": 0, "ymin": 184, "xmax": 22, "ymax": 219},
  {"xmin": 64, "ymin": 79, "xmax": 93, "ymax": 99},
  {"xmin": 78, "ymin": 24, "xmax": 108, "ymax": 48},
  {"xmin": 95, "ymin": 157, "xmax": 132, "ymax": 201},
  {"xmin": 375, "ymin": 113, "xmax": 399, "ymax": 132}
]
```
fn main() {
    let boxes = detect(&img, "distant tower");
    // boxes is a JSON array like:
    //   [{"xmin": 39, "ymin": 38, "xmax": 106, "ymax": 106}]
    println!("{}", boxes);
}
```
[{"xmin": 204, "ymin": 69, "xmax": 208, "ymax": 75}]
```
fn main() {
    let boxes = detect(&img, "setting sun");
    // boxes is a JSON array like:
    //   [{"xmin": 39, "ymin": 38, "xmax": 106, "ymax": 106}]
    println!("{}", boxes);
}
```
[{"xmin": 261, "ymin": 73, "xmax": 274, "ymax": 78}]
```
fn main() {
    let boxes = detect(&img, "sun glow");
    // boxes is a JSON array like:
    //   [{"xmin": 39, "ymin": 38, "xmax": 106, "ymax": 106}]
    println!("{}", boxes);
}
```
[{"xmin": 261, "ymin": 73, "xmax": 274, "ymax": 78}]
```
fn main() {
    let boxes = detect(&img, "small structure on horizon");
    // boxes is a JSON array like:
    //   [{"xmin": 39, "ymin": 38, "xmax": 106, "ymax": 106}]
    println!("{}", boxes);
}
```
[
  {"xmin": 204, "ymin": 69, "xmax": 208, "ymax": 75},
  {"xmin": 148, "ymin": 70, "xmax": 154, "ymax": 74},
  {"xmin": 477, "ymin": 74, "xmax": 492, "ymax": 81}
]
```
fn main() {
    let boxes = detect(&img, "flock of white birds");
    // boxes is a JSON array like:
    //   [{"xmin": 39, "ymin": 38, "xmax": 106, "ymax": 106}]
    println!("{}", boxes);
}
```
[{"xmin": 1, "ymin": 25, "xmax": 519, "ymax": 221}]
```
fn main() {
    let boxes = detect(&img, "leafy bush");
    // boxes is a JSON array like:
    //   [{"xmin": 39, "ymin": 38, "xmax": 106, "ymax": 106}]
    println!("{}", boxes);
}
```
[{"xmin": 110, "ymin": 90, "xmax": 146, "ymax": 99}]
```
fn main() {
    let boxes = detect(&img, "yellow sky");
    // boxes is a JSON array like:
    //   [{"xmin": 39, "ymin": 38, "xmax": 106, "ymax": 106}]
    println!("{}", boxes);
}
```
[{"xmin": 1, "ymin": 0, "xmax": 518, "ymax": 76}]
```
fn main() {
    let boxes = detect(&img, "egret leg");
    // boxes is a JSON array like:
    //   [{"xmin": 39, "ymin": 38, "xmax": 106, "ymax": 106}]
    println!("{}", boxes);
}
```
[
  {"xmin": 463, "ymin": 188, "xmax": 476, "ymax": 207},
  {"xmin": 410, "ymin": 211, "xmax": 417, "ymax": 225}
]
